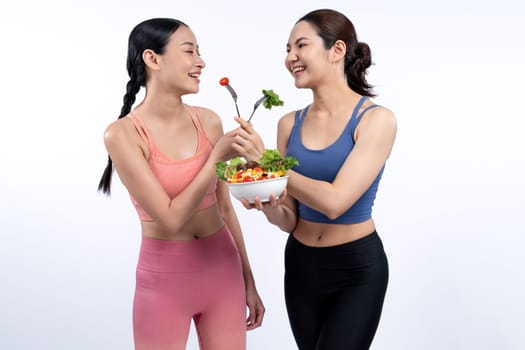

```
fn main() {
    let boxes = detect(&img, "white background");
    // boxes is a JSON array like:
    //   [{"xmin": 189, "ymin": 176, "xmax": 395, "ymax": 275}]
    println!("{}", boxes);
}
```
[{"xmin": 1, "ymin": 0, "xmax": 524, "ymax": 349}]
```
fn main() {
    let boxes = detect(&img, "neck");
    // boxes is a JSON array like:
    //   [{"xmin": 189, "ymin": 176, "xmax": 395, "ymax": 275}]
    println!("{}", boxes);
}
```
[
  {"xmin": 137, "ymin": 87, "xmax": 186, "ymax": 121},
  {"xmin": 310, "ymin": 77, "xmax": 361, "ymax": 115}
]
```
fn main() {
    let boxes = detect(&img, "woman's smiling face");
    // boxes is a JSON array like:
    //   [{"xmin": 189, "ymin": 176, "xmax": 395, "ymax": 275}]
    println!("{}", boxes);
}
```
[
  {"xmin": 285, "ymin": 21, "xmax": 331, "ymax": 89},
  {"xmin": 156, "ymin": 25, "xmax": 206, "ymax": 95}
]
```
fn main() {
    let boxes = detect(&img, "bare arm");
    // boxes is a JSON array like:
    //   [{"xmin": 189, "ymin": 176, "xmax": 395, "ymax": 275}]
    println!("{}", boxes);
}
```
[
  {"xmin": 286, "ymin": 106, "xmax": 397, "ymax": 219},
  {"xmin": 236, "ymin": 113, "xmax": 298, "ymax": 233},
  {"xmin": 206, "ymin": 111, "xmax": 265, "ymax": 329},
  {"xmin": 216, "ymin": 180, "xmax": 265, "ymax": 329},
  {"xmin": 104, "ymin": 108, "xmax": 237, "ymax": 234}
]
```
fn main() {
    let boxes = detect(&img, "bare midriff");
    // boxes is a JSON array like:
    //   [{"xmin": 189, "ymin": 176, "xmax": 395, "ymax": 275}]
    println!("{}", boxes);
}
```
[
  {"xmin": 140, "ymin": 205, "xmax": 224, "ymax": 241},
  {"xmin": 293, "ymin": 218, "xmax": 376, "ymax": 247}
]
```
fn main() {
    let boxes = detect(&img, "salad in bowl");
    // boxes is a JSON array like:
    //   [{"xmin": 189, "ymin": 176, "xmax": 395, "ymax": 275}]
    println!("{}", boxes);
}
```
[{"xmin": 216, "ymin": 149, "xmax": 298, "ymax": 203}]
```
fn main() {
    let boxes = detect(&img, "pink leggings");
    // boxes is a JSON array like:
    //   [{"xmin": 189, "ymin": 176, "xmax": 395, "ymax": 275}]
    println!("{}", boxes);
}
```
[{"xmin": 133, "ymin": 226, "xmax": 246, "ymax": 350}]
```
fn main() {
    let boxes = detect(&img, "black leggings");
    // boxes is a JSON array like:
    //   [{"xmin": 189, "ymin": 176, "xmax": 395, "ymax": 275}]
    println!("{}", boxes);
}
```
[{"xmin": 284, "ymin": 231, "xmax": 388, "ymax": 350}]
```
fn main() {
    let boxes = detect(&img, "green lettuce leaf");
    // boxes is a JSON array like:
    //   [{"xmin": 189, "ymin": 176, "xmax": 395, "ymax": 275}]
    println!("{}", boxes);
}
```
[
  {"xmin": 262, "ymin": 90, "xmax": 284, "ymax": 110},
  {"xmin": 259, "ymin": 149, "xmax": 298, "ymax": 172}
]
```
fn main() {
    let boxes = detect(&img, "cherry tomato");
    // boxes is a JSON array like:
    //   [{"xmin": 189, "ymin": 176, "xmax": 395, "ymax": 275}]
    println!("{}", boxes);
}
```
[
  {"xmin": 219, "ymin": 77, "xmax": 229, "ymax": 86},
  {"xmin": 243, "ymin": 176, "xmax": 255, "ymax": 182}
]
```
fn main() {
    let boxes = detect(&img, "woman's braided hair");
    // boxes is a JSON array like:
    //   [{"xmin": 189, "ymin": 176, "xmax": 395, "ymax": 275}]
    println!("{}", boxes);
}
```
[{"xmin": 97, "ymin": 18, "xmax": 186, "ymax": 195}]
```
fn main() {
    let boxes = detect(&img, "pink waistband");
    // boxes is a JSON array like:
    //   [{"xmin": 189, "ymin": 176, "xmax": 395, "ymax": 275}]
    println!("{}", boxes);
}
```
[{"xmin": 137, "ymin": 226, "xmax": 239, "ymax": 273}]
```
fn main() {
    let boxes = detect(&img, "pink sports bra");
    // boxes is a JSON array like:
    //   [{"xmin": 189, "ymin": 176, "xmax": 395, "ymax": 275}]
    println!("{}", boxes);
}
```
[{"xmin": 127, "ymin": 105, "xmax": 217, "ymax": 221}]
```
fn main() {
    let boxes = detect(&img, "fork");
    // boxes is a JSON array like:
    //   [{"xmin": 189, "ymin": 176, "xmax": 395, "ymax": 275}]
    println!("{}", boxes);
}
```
[
  {"xmin": 223, "ymin": 84, "xmax": 242, "ymax": 119},
  {"xmin": 247, "ymin": 95, "xmax": 266, "ymax": 122}
]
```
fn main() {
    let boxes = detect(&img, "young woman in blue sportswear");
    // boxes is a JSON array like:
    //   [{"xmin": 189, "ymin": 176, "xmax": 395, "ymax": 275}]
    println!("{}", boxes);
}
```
[{"xmin": 234, "ymin": 8, "xmax": 397, "ymax": 350}]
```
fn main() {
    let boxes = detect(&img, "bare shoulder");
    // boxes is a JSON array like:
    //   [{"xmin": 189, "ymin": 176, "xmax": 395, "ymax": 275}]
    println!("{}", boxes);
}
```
[
  {"xmin": 361, "ymin": 105, "xmax": 397, "ymax": 132},
  {"xmin": 190, "ymin": 105, "xmax": 223, "ymax": 141},
  {"xmin": 278, "ymin": 110, "xmax": 297, "ymax": 132},
  {"xmin": 277, "ymin": 110, "xmax": 297, "ymax": 152},
  {"xmin": 355, "ymin": 105, "xmax": 397, "ymax": 146},
  {"xmin": 191, "ymin": 105, "xmax": 221, "ymax": 125},
  {"xmin": 103, "ymin": 116, "xmax": 136, "ymax": 149}
]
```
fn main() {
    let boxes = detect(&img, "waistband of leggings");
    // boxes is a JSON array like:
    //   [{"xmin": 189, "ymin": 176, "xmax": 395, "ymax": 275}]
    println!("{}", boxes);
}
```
[
  {"xmin": 137, "ymin": 225, "xmax": 237, "ymax": 272},
  {"xmin": 288, "ymin": 230, "xmax": 380, "ymax": 252},
  {"xmin": 140, "ymin": 225, "xmax": 229, "ymax": 253}
]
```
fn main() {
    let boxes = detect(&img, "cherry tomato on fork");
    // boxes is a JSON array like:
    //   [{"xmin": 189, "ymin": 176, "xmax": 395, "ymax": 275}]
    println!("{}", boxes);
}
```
[{"xmin": 219, "ymin": 77, "xmax": 229, "ymax": 86}]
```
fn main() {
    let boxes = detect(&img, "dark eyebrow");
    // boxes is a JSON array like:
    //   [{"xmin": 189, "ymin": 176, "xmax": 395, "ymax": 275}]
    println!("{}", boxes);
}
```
[
  {"xmin": 287, "ymin": 37, "xmax": 308, "ymax": 48},
  {"xmin": 295, "ymin": 37, "xmax": 308, "ymax": 44},
  {"xmin": 180, "ymin": 41, "xmax": 196, "ymax": 47}
]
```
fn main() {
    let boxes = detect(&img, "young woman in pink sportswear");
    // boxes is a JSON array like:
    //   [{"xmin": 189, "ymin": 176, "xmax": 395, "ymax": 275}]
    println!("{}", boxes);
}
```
[{"xmin": 98, "ymin": 18, "xmax": 265, "ymax": 350}]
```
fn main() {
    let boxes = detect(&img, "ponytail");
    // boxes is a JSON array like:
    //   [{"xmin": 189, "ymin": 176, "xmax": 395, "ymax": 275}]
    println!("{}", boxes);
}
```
[
  {"xmin": 344, "ymin": 42, "xmax": 375, "ymax": 97},
  {"xmin": 97, "ymin": 70, "xmax": 144, "ymax": 195}
]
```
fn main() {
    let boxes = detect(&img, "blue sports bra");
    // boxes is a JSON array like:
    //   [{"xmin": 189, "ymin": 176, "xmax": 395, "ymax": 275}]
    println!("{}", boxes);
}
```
[{"xmin": 286, "ymin": 96, "xmax": 384, "ymax": 224}]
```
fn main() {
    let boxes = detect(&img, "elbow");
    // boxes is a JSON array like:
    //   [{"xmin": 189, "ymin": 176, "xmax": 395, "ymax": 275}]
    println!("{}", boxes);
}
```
[
  {"xmin": 325, "ymin": 210, "xmax": 341, "ymax": 221},
  {"xmin": 278, "ymin": 220, "xmax": 297, "ymax": 234},
  {"xmin": 156, "ymin": 215, "xmax": 184, "ymax": 235},
  {"xmin": 324, "ymin": 200, "xmax": 349, "ymax": 220}
]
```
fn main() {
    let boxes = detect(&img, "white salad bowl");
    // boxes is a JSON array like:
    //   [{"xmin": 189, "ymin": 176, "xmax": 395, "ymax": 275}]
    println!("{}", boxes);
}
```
[{"xmin": 226, "ymin": 176, "xmax": 288, "ymax": 203}]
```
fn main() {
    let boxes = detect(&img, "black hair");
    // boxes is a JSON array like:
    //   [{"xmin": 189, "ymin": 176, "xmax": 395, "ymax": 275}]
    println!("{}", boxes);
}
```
[
  {"xmin": 298, "ymin": 9, "xmax": 375, "ymax": 97},
  {"xmin": 97, "ymin": 18, "xmax": 187, "ymax": 195}
]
